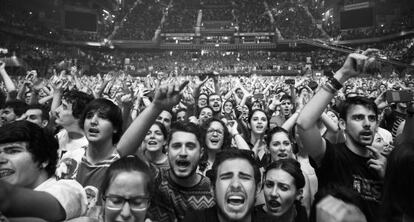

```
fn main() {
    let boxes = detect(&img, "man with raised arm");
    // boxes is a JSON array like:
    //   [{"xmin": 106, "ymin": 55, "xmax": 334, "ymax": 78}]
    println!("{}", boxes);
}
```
[{"xmin": 296, "ymin": 50, "xmax": 386, "ymax": 222}]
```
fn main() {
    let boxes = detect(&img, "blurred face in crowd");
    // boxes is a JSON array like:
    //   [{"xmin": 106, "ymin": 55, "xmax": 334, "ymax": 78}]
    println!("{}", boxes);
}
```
[
  {"xmin": 103, "ymin": 171, "xmax": 149, "ymax": 222},
  {"xmin": 144, "ymin": 124, "xmax": 166, "ymax": 153},
  {"xmin": 1, "ymin": 107, "xmax": 17, "ymax": 125},
  {"xmin": 252, "ymin": 101, "xmax": 262, "ymax": 110},
  {"xmin": 379, "ymin": 84, "xmax": 386, "ymax": 92},
  {"xmin": 206, "ymin": 121, "xmax": 225, "ymax": 150},
  {"xmin": 241, "ymin": 105, "xmax": 249, "ymax": 120},
  {"xmin": 84, "ymin": 110, "xmax": 115, "ymax": 144},
  {"xmin": 199, "ymin": 107, "xmax": 213, "ymax": 125},
  {"xmin": 235, "ymin": 88, "xmax": 244, "ymax": 99},
  {"xmin": 0, "ymin": 142, "xmax": 45, "ymax": 189},
  {"xmin": 263, "ymin": 168, "xmax": 301, "ymax": 217},
  {"xmin": 209, "ymin": 94, "xmax": 222, "ymax": 113},
  {"xmin": 55, "ymin": 99, "xmax": 77, "ymax": 128},
  {"xmin": 168, "ymin": 131, "xmax": 202, "ymax": 180},
  {"xmin": 176, "ymin": 110, "xmax": 187, "ymax": 123},
  {"xmin": 342, "ymin": 105, "xmax": 377, "ymax": 147},
  {"xmin": 214, "ymin": 158, "xmax": 257, "ymax": 222},
  {"xmin": 156, "ymin": 111, "xmax": 172, "ymax": 131},
  {"xmin": 198, "ymin": 94, "xmax": 208, "ymax": 108},
  {"xmin": 223, "ymin": 101, "xmax": 233, "ymax": 114},
  {"xmin": 269, "ymin": 132, "xmax": 294, "ymax": 162},
  {"xmin": 371, "ymin": 132, "xmax": 392, "ymax": 155},
  {"xmin": 250, "ymin": 110, "xmax": 268, "ymax": 135},
  {"xmin": 326, "ymin": 110, "xmax": 339, "ymax": 125},
  {"xmin": 280, "ymin": 99, "xmax": 293, "ymax": 117},
  {"xmin": 25, "ymin": 109, "xmax": 48, "ymax": 128}
]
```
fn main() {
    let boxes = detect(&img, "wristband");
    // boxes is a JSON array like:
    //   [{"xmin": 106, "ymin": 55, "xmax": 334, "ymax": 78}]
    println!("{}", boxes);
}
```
[{"xmin": 328, "ymin": 77, "xmax": 343, "ymax": 90}]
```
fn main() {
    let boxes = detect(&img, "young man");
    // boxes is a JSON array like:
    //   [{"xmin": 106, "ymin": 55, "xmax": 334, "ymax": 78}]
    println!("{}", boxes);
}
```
[
  {"xmin": 209, "ymin": 93, "xmax": 223, "ymax": 118},
  {"xmin": 24, "ymin": 104, "xmax": 49, "ymax": 128},
  {"xmin": 0, "ymin": 121, "xmax": 86, "ymax": 221},
  {"xmin": 54, "ymin": 90, "xmax": 93, "ymax": 157},
  {"xmin": 1, "ymin": 100, "xmax": 27, "ymax": 125},
  {"xmin": 183, "ymin": 149, "xmax": 261, "ymax": 222},
  {"xmin": 118, "ymin": 81, "xmax": 215, "ymax": 222},
  {"xmin": 296, "ymin": 51, "xmax": 386, "ymax": 222}
]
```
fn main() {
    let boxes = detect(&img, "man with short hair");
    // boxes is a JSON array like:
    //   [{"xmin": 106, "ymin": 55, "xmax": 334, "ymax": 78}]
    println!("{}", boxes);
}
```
[
  {"xmin": 297, "ymin": 51, "xmax": 386, "ymax": 222},
  {"xmin": 183, "ymin": 149, "xmax": 261, "ymax": 222},
  {"xmin": 209, "ymin": 94, "xmax": 222, "ymax": 118},
  {"xmin": 118, "ymin": 81, "xmax": 215, "ymax": 222},
  {"xmin": 156, "ymin": 110, "xmax": 173, "ymax": 131},
  {"xmin": 25, "ymin": 104, "xmax": 49, "ymax": 128},
  {"xmin": 54, "ymin": 90, "xmax": 93, "ymax": 157},
  {"xmin": 1, "ymin": 100, "xmax": 27, "ymax": 125},
  {"xmin": 0, "ymin": 121, "xmax": 87, "ymax": 221}
]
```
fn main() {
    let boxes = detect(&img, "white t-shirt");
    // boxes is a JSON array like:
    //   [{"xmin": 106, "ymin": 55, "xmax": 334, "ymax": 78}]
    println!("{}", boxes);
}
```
[
  {"xmin": 35, "ymin": 177, "xmax": 87, "ymax": 220},
  {"xmin": 56, "ymin": 129, "xmax": 88, "ymax": 159}
]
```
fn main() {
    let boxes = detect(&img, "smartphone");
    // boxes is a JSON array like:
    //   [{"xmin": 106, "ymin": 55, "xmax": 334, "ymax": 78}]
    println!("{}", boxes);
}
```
[
  {"xmin": 285, "ymin": 79, "xmax": 295, "ymax": 85},
  {"xmin": 385, "ymin": 90, "xmax": 414, "ymax": 103}
]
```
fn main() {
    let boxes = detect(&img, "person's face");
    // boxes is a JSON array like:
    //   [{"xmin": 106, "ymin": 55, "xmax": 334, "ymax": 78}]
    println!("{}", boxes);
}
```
[
  {"xmin": 209, "ymin": 95, "xmax": 222, "ymax": 112},
  {"xmin": 214, "ymin": 158, "xmax": 257, "ymax": 221},
  {"xmin": 371, "ymin": 133, "xmax": 389, "ymax": 154},
  {"xmin": 280, "ymin": 99, "xmax": 292, "ymax": 116},
  {"xmin": 84, "ymin": 111, "xmax": 116, "ymax": 143},
  {"xmin": 1, "ymin": 107, "xmax": 17, "ymax": 124},
  {"xmin": 326, "ymin": 110, "xmax": 339, "ymax": 125},
  {"xmin": 269, "ymin": 132, "xmax": 294, "ymax": 161},
  {"xmin": 252, "ymin": 102, "xmax": 262, "ymax": 110},
  {"xmin": 236, "ymin": 89, "xmax": 244, "ymax": 99},
  {"xmin": 104, "ymin": 171, "xmax": 149, "ymax": 222},
  {"xmin": 198, "ymin": 95, "xmax": 208, "ymax": 108},
  {"xmin": 241, "ymin": 105, "xmax": 249, "ymax": 119},
  {"xmin": 156, "ymin": 111, "xmax": 172, "ymax": 131},
  {"xmin": 223, "ymin": 101, "xmax": 233, "ymax": 114},
  {"xmin": 206, "ymin": 121, "xmax": 225, "ymax": 150},
  {"xmin": 0, "ymin": 142, "xmax": 44, "ymax": 189},
  {"xmin": 342, "ymin": 105, "xmax": 377, "ymax": 147},
  {"xmin": 144, "ymin": 124, "xmax": 166, "ymax": 153},
  {"xmin": 25, "ymin": 109, "xmax": 46, "ymax": 128},
  {"xmin": 176, "ymin": 111, "xmax": 187, "ymax": 123},
  {"xmin": 168, "ymin": 131, "xmax": 202, "ymax": 179},
  {"xmin": 250, "ymin": 111, "xmax": 268, "ymax": 135},
  {"xmin": 263, "ymin": 168, "xmax": 300, "ymax": 217},
  {"xmin": 199, "ymin": 107, "xmax": 213, "ymax": 124},
  {"xmin": 55, "ymin": 99, "xmax": 77, "ymax": 127},
  {"xmin": 379, "ymin": 85, "xmax": 386, "ymax": 92}
]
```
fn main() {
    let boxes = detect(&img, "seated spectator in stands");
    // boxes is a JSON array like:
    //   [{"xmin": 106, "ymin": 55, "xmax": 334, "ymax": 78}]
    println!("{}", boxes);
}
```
[
  {"xmin": 255, "ymin": 159, "xmax": 308, "ymax": 222},
  {"xmin": 54, "ymin": 90, "xmax": 93, "ymax": 157},
  {"xmin": 183, "ymin": 149, "xmax": 260, "ymax": 222},
  {"xmin": 1, "ymin": 100, "xmax": 27, "ymax": 125},
  {"xmin": 24, "ymin": 104, "xmax": 49, "ymax": 128},
  {"xmin": 0, "ymin": 121, "xmax": 87, "ymax": 221}
]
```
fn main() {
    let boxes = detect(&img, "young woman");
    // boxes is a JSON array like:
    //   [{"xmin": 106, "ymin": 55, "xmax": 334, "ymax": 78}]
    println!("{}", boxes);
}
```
[
  {"xmin": 101, "ymin": 155, "xmax": 153, "ymax": 222},
  {"xmin": 141, "ymin": 122, "xmax": 169, "ymax": 169},
  {"xmin": 248, "ymin": 109, "xmax": 269, "ymax": 164},
  {"xmin": 255, "ymin": 159, "xmax": 308, "ymax": 222}
]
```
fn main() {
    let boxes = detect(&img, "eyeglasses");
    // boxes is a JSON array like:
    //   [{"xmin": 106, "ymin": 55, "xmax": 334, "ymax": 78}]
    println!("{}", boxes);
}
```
[
  {"xmin": 207, "ymin": 129, "xmax": 224, "ymax": 135},
  {"xmin": 103, "ymin": 195, "xmax": 150, "ymax": 211}
]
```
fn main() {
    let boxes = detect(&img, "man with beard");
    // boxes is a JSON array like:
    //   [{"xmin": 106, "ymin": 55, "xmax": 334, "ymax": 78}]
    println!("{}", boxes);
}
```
[
  {"xmin": 296, "ymin": 51, "xmax": 387, "ymax": 222},
  {"xmin": 118, "ymin": 80, "xmax": 215, "ymax": 222},
  {"xmin": 270, "ymin": 94, "xmax": 294, "ymax": 127},
  {"xmin": 209, "ymin": 94, "xmax": 223, "ymax": 118},
  {"xmin": 183, "ymin": 149, "xmax": 261, "ymax": 222},
  {"xmin": 145, "ymin": 122, "xmax": 215, "ymax": 222}
]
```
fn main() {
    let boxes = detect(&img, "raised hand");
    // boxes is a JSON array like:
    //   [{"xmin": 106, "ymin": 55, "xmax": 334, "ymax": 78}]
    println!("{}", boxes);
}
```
[
  {"xmin": 152, "ymin": 80, "xmax": 189, "ymax": 111},
  {"xmin": 366, "ymin": 145, "xmax": 387, "ymax": 178}
]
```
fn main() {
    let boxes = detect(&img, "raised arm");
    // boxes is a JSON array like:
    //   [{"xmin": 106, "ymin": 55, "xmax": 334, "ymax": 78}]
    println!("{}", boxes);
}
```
[
  {"xmin": 296, "ymin": 51, "xmax": 371, "ymax": 163},
  {"xmin": 0, "ymin": 62, "xmax": 17, "ymax": 101},
  {"xmin": 117, "ymin": 80, "xmax": 189, "ymax": 157}
]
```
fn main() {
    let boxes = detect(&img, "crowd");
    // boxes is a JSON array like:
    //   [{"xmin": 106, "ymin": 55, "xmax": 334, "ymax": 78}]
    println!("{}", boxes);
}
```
[{"xmin": 0, "ymin": 42, "xmax": 414, "ymax": 222}]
